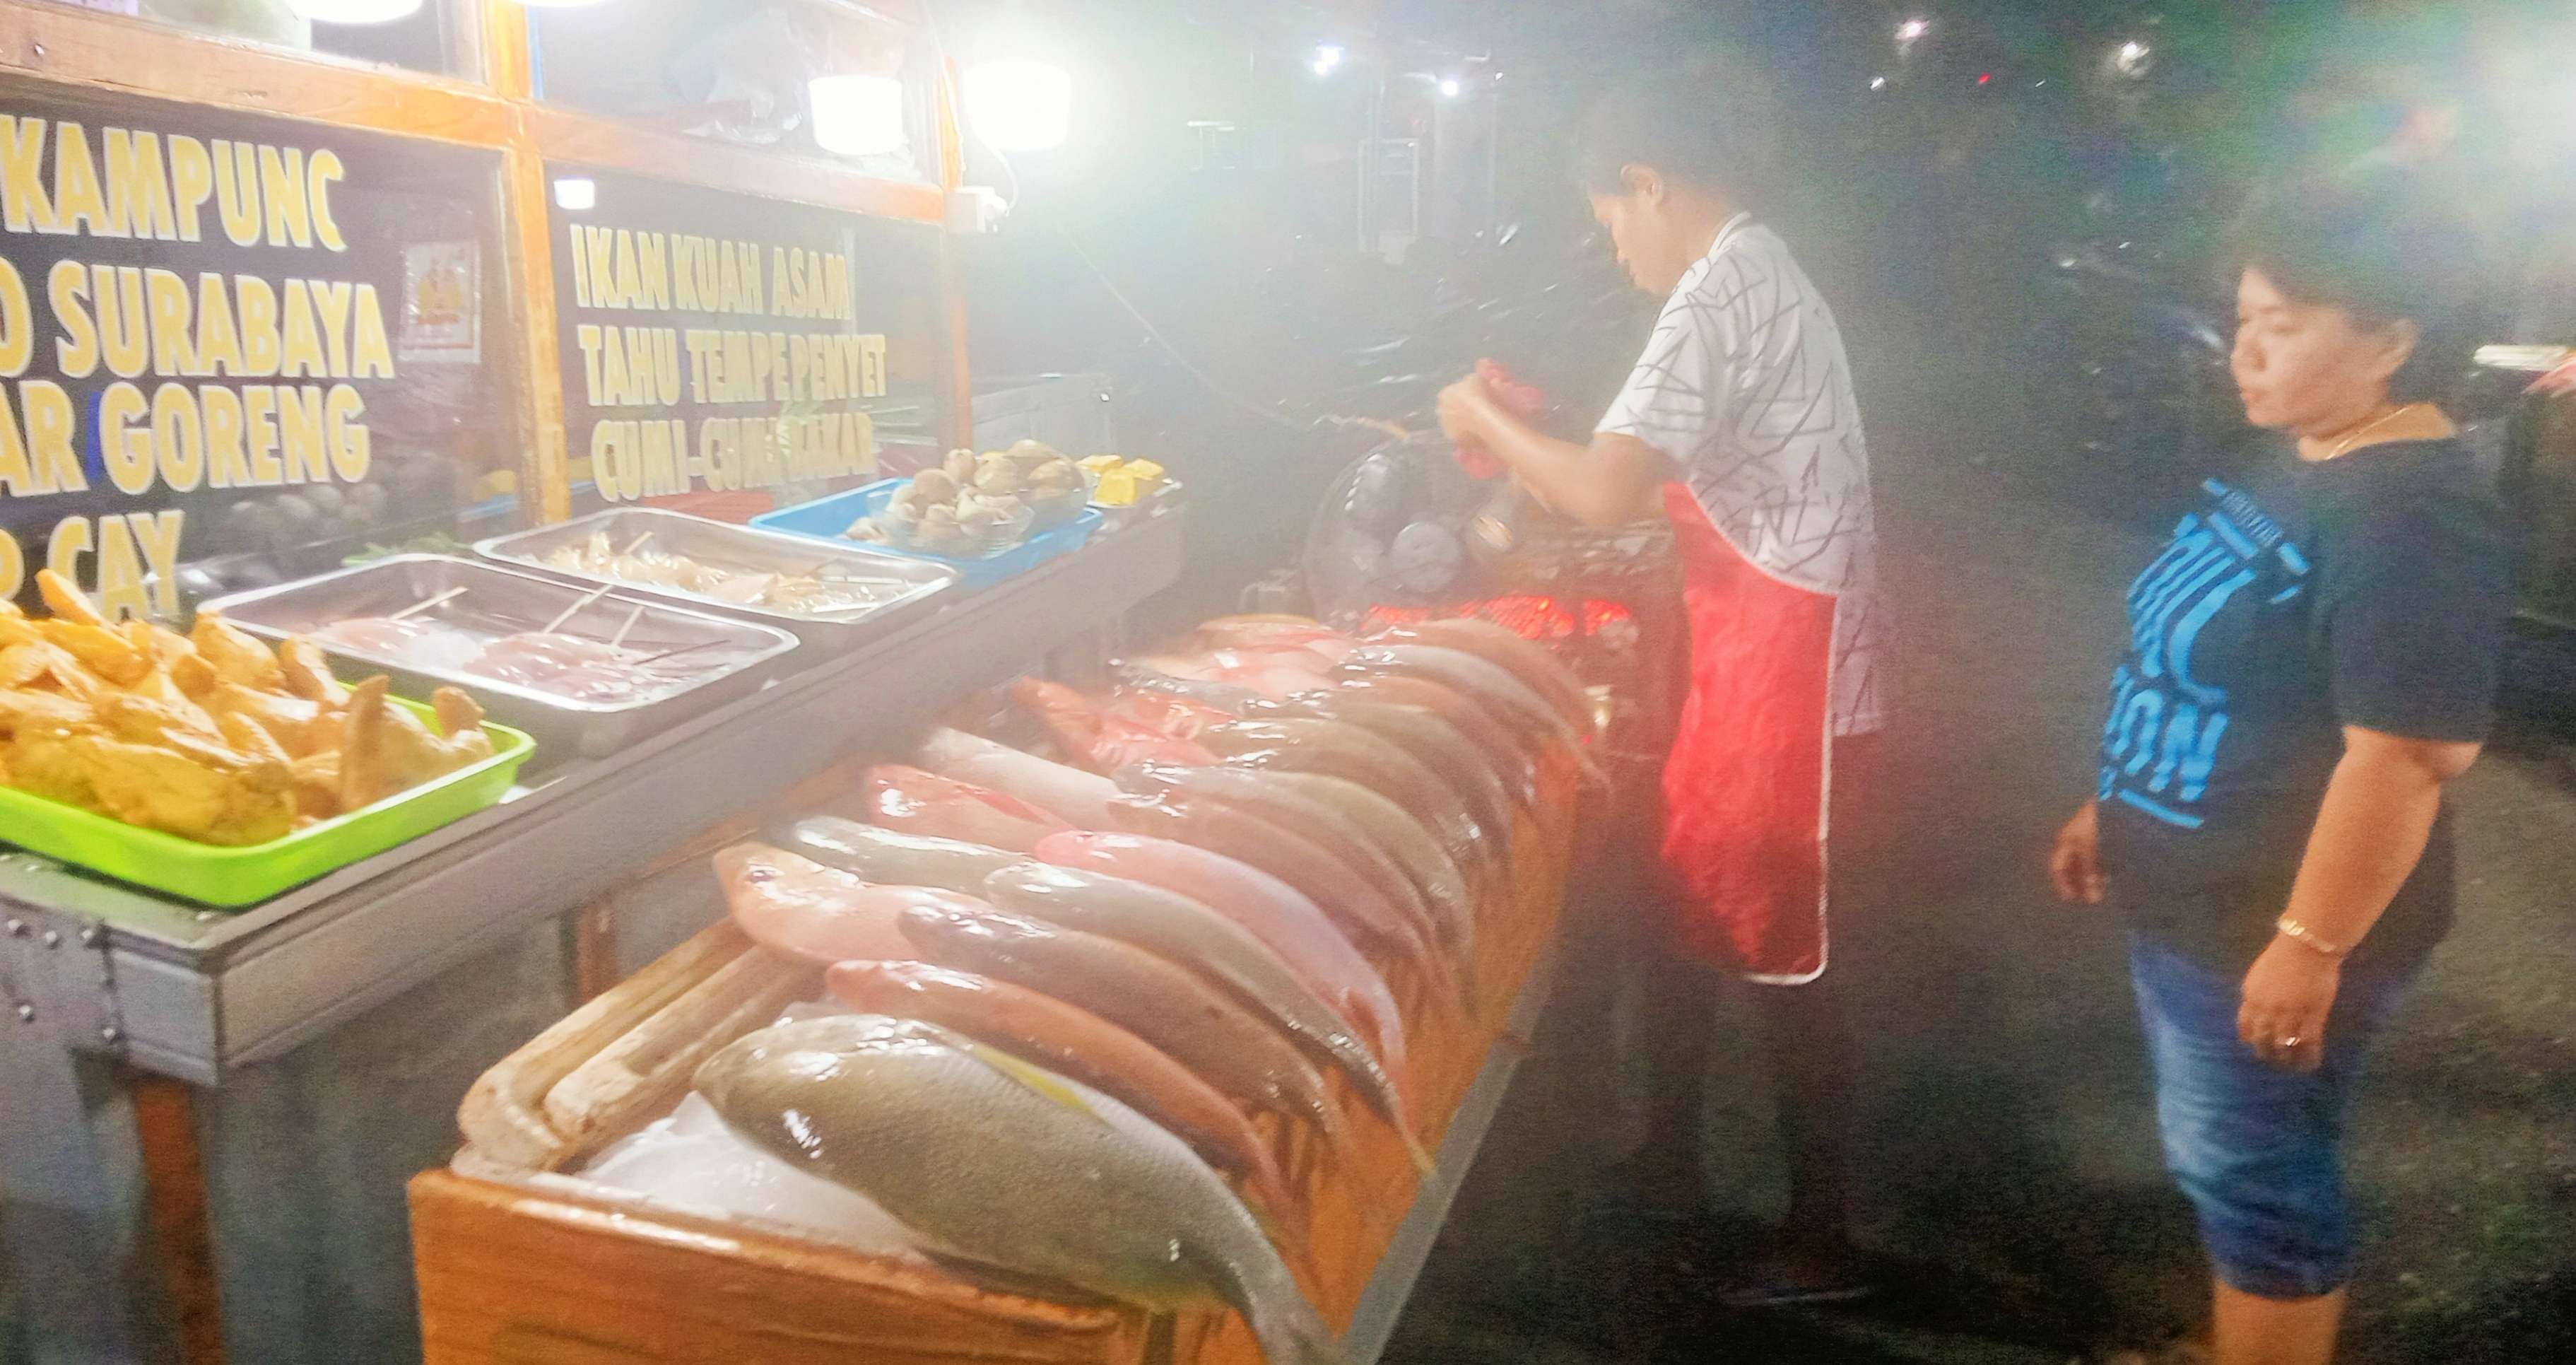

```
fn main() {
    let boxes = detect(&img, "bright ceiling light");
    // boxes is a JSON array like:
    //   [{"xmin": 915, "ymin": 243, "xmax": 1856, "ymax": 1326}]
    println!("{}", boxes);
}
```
[
  {"xmin": 552, "ymin": 177, "xmax": 596, "ymax": 212},
  {"xmin": 965, "ymin": 59, "xmax": 1072, "ymax": 152},
  {"xmin": 291, "ymin": 0, "xmax": 423, "ymax": 21},
  {"xmin": 2114, "ymin": 40, "xmax": 2153, "ymax": 76},
  {"xmin": 1437, "ymin": 76, "xmax": 1463, "ymax": 98},
  {"xmin": 1898, "ymin": 18, "xmax": 1931, "ymax": 42},
  {"xmin": 1870, "ymin": 76, "xmax": 1888, "ymax": 90},
  {"xmin": 809, "ymin": 74, "xmax": 907, "ymax": 158},
  {"xmin": 1312, "ymin": 44, "xmax": 1346, "ymax": 78}
]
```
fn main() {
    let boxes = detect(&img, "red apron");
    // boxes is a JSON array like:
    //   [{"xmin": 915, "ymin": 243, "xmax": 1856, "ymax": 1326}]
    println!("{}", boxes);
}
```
[{"xmin": 1658, "ymin": 484, "xmax": 1839, "ymax": 983}]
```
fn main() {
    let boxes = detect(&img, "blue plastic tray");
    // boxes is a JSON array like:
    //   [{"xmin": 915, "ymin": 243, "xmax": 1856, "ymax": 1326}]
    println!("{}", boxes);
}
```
[{"xmin": 753, "ymin": 480, "xmax": 1102, "ymax": 592}]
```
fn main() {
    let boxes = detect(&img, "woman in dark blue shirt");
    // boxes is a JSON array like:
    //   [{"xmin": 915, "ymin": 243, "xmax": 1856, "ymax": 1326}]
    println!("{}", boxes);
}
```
[{"xmin": 2049, "ymin": 172, "xmax": 2510, "ymax": 1365}]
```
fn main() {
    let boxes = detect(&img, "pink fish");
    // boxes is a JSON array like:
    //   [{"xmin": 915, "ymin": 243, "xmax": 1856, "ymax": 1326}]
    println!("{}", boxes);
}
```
[
  {"xmin": 1009, "ymin": 678, "xmax": 1217, "ymax": 771},
  {"xmin": 917, "ymin": 727, "xmax": 1121, "ymax": 827},
  {"xmin": 863, "ymin": 763, "xmax": 1072, "ymax": 853},
  {"xmin": 718, "ymin": 842, "xmax": 989, "ymax": 965},
  {"xmin": 1033, "ymin": 830, "xmax": 1408, "ymax": 1082}
]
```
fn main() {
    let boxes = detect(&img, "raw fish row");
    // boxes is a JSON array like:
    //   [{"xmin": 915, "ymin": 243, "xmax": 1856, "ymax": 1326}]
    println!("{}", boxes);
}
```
[{"xmin": 615, "ymin": 612, "xmax": 1587, "ymax": 1364}]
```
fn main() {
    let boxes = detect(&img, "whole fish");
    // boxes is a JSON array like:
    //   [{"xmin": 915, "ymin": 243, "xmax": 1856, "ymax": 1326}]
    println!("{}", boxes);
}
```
[
  {"xmin": 1340, "ymin": 644, "xmax": 1590, "ymax": 764},
  {"xmin": 823, "ymin": 960, "xmax": 1303, "ymax": 1244},
  {"xmin": 1010, "ymin": 677, "xmax": 1217, "ymax": 771},
  {"xmin": 1116, "ymin": 763, "xmax": 1462, "ymax": 959},
  {"xmin": 1228, "ymin": 771, "xmax": 1478, "ymax": 957},
  {"xmin": 1033, "ymin": 832, "xmax": 1409, "ymax": 1084},
  {"xmin": 718, "ymin": 842, "xmax": 978, "ymax": 966},
  {"xmin": 917, "ymin": 727, "xmax": 1121, "ymax": 827},
  {"xmin": 1377, "ymin": 619, "xmax": 1590, "ymax": 731},
  {"xmin": 1193, "ymin": 621, "xmax": 1358, "ymax": 667},
  {"xmin": 898, "ymin": 903, "xmax": 1354, "ymax": 1155},
  {"xmin": 865, "ymin": 763, "xmax": 1071, "ymax": 853},
  {"xmin": 981, "ymin": 860, "xmax": 1426, "ymax": 1169},
  {"xmin": 771, "ymin": 816, "xmax": 1024, "ymax": 894},
  {"xmin": 1107, "ymin": 792, "xmax": 1434, "ymax": 970},
  {"xmin": 696, "ymin": 1016, "xmax": 1348, "ymax": 1365},
  {"xmin": 1329, "ymin": 672, "xmax": 1541, "ymax": 778},
  {"xmin": 1265, "ymin": 692, "xmax": 1525, "ymax": 835},
  {"xmin": 1116, "ymin": 659, "xmax": 1269, "ymax": 713},
  {"xmin": 1196, "ymin": 718, "xmax": 1493, "ymax": 869}
]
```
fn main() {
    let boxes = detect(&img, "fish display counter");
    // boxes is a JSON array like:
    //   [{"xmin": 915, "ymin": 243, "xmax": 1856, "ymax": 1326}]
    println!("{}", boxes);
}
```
[{"xmin": 407, "ymin": 614, "xmax": 1594, "ymax": 1365}]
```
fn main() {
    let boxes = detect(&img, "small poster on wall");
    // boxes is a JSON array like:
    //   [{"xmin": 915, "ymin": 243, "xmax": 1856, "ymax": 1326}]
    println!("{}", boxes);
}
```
[{"xmin": 401, "ymin": 240, "xmax": 482, "ymax": 364}]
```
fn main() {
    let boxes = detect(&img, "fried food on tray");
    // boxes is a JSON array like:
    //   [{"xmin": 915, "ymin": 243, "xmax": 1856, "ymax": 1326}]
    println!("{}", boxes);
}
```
[{"xmin": 1, "ymin": 578, "xmax": 499, "ymax": 846}]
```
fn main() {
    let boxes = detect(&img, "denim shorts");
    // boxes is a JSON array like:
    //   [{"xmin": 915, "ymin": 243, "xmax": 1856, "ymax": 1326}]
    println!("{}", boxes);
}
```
[{"xmin": 2128, "ymin": 935, "xmax": 2415, "ymax": 1299}]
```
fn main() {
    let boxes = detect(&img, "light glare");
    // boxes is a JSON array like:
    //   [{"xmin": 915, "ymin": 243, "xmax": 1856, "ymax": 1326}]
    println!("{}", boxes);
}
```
[
  {"xmin": 552, "ymin": 177, "xmax": 596, "ymax": 212},
  {"xmin": 965, "ymin": 59, "xmax": 1072, "ymax": 151},
  {"xmin": 291, "ymin": 0, "xmax": 423, "ymax": 20},
  {"xmin": 1437, "ymin": 76, "xmax": 1463, "ymax": 98},
  {"xmin": 1312, "ymin": 44, "xmax": 1346, "ymax": 77},
  {"xmin": 1898, "ymin": 18, "xmax": 1930, "ymax": 41},
  {"xmin": 810, "ymin": 74, "xmax": 908, "ymax": 157}
]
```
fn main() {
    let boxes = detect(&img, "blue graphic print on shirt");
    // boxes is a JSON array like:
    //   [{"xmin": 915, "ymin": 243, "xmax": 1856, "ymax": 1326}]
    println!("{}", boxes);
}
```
[{"xmin": 2099, "ymin": 479, "xmax": 2311, "ymax": 831}]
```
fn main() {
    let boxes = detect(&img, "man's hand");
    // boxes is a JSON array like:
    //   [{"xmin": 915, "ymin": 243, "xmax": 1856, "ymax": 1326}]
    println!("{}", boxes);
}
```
[
  {"xmin": 2238, "ymin": 936, "xmax": 2341, "ymax": 1073},
  {"xmin": 1437, "ymin": 375, "xmax": 1495, "ymax": 445},
  {"xmin": 2049, "ymin": 802, "xmax": 2107, "ymax": 905}
]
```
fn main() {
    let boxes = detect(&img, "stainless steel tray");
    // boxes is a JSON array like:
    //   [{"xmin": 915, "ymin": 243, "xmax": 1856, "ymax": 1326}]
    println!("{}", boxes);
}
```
[
  {"xmin": 474, "ymin": 508, "xmax": 955, "ymax": 650},
  {"xmin": 202, "ymin": 556, "xmax": 801, "ymax": 760}
]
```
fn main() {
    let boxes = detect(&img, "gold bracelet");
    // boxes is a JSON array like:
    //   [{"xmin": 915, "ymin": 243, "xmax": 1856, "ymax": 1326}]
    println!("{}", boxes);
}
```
[{"xmin": 2276, "ymin": 916, "xmax": 2350, "ymax": 959}]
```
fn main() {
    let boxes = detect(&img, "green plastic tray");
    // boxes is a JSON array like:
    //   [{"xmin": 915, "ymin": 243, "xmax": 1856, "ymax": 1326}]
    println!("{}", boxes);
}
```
[{"xmin": 0, "ymin": 698, "xmax": 534, "ymax": 908}]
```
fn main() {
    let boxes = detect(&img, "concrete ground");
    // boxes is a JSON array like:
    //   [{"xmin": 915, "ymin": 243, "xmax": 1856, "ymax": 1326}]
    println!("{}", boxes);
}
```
[{"xmin": 1382, "ymin": 340, "xmax": 2576, "ymax": 1362}]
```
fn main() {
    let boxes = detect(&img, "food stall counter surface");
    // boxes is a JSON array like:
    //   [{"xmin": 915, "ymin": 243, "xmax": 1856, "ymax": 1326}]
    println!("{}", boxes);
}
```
[{"xmin": 0, "ymin": 511, "xmax": 1183, "ymax": 1086}]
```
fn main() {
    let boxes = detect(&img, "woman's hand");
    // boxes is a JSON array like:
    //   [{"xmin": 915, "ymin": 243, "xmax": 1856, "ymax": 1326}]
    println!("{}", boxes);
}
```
[
  {"xmin": 2049, "ymin": 802, "xmax": 2107, "ymax": 905},
  {"xmin": 1436, "ymin": 375, "xmax": 1495, "ymax": 444},
  {"xmin": 2238, "ymin": 937, "xmax": 2341, "ymax": 1073}
]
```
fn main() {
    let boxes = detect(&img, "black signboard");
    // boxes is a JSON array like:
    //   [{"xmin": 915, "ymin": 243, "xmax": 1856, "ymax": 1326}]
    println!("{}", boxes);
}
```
[
  {"xmin": 545, "ymin": 167, "xmax": 946, "ymax": 519},
  {"xmin": 0, "ymin": 78, "xmax": 515, "ymax": 617}
]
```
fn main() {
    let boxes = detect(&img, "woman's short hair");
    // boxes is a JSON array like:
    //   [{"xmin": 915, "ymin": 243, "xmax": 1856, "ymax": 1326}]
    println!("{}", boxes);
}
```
[
  {"xmin": 2227, "ymin": 170, "xmax": 2488, "ymax": 404},
  {"xmin": 1577, "ymin": 59, "xmax": 1777, "ymax": 200}
]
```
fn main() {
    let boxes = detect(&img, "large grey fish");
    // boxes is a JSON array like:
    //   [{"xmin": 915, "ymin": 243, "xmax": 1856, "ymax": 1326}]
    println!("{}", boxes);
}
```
[
  {"xmin": 696, "ymin": 1016, "xmax": 1348, "ymax": 1365},
  {"xmin": 770, "ymin": 816, "xmax": 1025, "ymax": 894},
  {"xmin": 898, "ymin": 901, "xmax": 1355, "ymax": 1155},
  {"xmin": 981, "ymin": 860, "xmax": 1430, "ymax": 1173}
]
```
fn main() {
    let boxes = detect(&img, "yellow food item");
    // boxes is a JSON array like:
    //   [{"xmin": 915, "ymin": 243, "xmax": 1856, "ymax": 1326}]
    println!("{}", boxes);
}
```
[
  {"xmin": 1078, "ymin": 454, "xmax": 1123, "ymax": 474},
  {"xmin": 1095, "ymin": 469, "xmax": 1142, "ymax": 506},
  {"xmin": 0, "ymin": 579, "xmax": 495, "ymax": 848},
  {"xmin": 1127, "ymin": 459, "xmax": 1167, "ymax": 486}
]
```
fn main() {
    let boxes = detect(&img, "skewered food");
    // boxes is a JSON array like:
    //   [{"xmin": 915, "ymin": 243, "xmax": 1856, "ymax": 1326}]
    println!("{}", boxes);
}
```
[{"xmin": 540, "ymin": 529, "xmax": 904, "ymax": 614}]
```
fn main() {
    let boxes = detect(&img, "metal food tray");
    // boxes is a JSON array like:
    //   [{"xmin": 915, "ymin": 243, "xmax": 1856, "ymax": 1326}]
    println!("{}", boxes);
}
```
[
  {"xmin": 203, "ymin": 556, "xmax": 801, "ymax": 760},
  {"xmin": 472, "ymin": 508, "xmax": 955, "ymax": 650}
]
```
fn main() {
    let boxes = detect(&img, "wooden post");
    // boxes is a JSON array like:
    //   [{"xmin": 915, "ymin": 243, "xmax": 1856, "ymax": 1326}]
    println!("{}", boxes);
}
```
[{"xmin": 129, "ymin": 1074, "xmax": 226, "ymax": 1365}]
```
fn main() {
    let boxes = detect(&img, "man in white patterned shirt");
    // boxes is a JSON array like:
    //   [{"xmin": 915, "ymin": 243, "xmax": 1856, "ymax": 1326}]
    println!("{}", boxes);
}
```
[{"xmin": 1436, "ymin": 66, "xmax": 1884, "ymax": 1305}]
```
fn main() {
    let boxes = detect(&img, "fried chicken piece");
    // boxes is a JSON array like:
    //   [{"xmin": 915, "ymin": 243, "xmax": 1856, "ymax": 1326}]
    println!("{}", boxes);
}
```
[
  {"xmin": 168, "ymin": 650, "xmax": 221, "ymax": 698},
  {"xmin": 201, "ymin": 684, "xmax": 331, "ymax": 758},
  {"xmin": 288, "ymin": 751, "xmax": 343, "ymax": 822},
  {"xmin": 216, "ymin": 712, "xmax": 293, "ymax": 767},
  {"xmin": 35, "ymin": 621, "xmax": 151, "ymax": 687},
  {"xmin": 0, "ymin": 688, "xmax": 96, "ymax": 737},
  {"xmin": 338, "ymin": 677, "xmax": 490, "ymax": 810},
  {"xmin": 21, "ymin": 732, "xmax": 294, "ymax": 845},
  {"xmin": 97, "ymin": 693, "xmax": 225, "ymax": 749},
  {"xmin": 1, "ymin": 643, "xmax": 64, "ymax": 689},
  {"xmin": 430, "ymin": 687, "xmax": 495, "ymax": 763},
  {"xmin": 36, "ymin": 569, "xmax": 107, "ymax": 628},
  {"xmin": 278, "ymin": 638, "xmax": 350, "ymax": 710},
  {"xmin": 189, "ymin": 613, "xmax": 285, "ymax": 691}
]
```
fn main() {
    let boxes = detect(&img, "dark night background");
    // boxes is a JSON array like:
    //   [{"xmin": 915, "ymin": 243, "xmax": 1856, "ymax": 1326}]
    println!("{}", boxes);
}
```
[{"xmin": 951, "ymin": 2, "xmax": 2576, "ymax": 1363}]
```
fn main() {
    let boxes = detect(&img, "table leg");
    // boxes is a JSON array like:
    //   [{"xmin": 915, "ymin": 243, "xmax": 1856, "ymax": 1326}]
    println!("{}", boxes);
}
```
[{"xmin": 129, "ymin": 1072, "xmax": 226, "ymax": 1365}]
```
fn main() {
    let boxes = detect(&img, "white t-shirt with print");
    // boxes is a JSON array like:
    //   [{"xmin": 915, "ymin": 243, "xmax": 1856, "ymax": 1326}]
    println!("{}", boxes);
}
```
[{"xmin": 1597, "ymin": 213, "xmax": 1887, "ymax": 736}]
